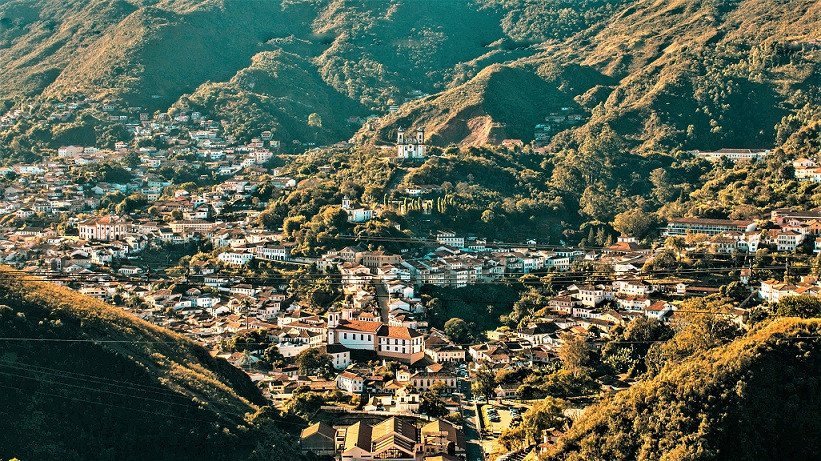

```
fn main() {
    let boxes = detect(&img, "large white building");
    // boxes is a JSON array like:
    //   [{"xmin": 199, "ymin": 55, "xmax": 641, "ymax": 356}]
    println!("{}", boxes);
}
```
[
  {"xmin": 396, "ymin": 127, "xmax": 426, "ymax": 159},
  {"xmin": 217, "ymin": 251, "xmax": 254, "ymax": 266},
  {"xmin": 327, "ymin": 319, "xmax": 425, "ymax": 364},
  {"xmin": 692, "ymin": 148, "xmax": 770, "ymax": 162},
  {"xmin": 78, "ymin": 215, "xmax": 131, "ymax": 241},
  {"xmin": 254, "ymin": 244, "xmax": 290, "ymax": 261}
]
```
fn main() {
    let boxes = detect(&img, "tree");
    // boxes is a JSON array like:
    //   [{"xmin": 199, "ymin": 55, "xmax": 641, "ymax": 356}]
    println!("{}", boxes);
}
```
[
  {"xmin": 444, "ymin": 317, "xmax": 471, "ymax": 343},
  {"xmin": 283, "ymin": 215, "xmax": 306, "ymax": 238},
  {"xmin": 602, "ymin": 317, "xmax": 673, "ymax": 376},
  {"xmin": 645, "ymin": 298, "xmax": 742, "ymax": 374},
  {"xmin": 264, "ymin": 344, "xmax": 285, "ymax": 367},
  {"xmin": 558, "ymin": 332, "xmax": 591, "ymax": 375},
  {"xmin": 471, "ymin": 367, "xmax": 496, "ymax": 401},
  {"xmin": 649, "ymin": 167, "xmax": 675, "ymax": 203},
  {"xmin": 773, "ymin": 295, "xmax": 821, "ymax": 319},
  {"xmin": 721, "ymin": 281, "xmax": 750, "ymax": 302},
  {"xmin": 285, "ymin": 387, "xmax": 325, "ymax": 417},
  {"xmin": 294, "ymin": 348, "xmax": 333, "ymax": 377},
  {"xmin": 612, "ymin": 208, "xmax": 656, "ymax": 240},
  {"xmin": 307, "ymin": 113, "xmax": 322, "ymax": 128},
  {"xmin": 419, "ymin": 383, "xmax": 449, "ymax": 418},
  {"xmin": 499, "ymin": 398, "xmax": 565, "ymax": 450}
]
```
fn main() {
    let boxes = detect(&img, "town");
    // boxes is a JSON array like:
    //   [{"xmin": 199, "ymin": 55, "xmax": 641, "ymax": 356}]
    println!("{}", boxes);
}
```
[{"xmin": 1, "ymin": 98, "xmax": 819, "ymax": 461}]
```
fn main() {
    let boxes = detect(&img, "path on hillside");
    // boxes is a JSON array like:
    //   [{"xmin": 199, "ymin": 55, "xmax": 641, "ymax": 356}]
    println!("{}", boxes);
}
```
[{"xmin": 384, "ymin": 165, "xmax": 415, "ymax": 194}]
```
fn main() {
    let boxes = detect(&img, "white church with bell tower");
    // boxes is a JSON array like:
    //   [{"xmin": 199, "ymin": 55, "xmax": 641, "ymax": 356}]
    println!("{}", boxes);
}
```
[{"xmin": 396, "ymin": 127, "xmax": 426, "ymax": 159}]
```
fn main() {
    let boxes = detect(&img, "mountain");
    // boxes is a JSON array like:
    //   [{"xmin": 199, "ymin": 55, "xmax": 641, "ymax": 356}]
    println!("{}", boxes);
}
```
[
  {"xmin": 0, "ymin": 266, "xmax": 301, "ymax": 461},
  {"xmin": 0, "ymin": 0, "xmax": 542, "ymax": 144},
  {"xmin": 546, "ymin": 317, "xmax": 821, "ymax": 461},
  {"xmin": 1, "ymin": 0, "xmax": 821, "ymax": 150},
  {"xmin": 372, "ymin": 0, "xmax": 821, "ymax": 149}
]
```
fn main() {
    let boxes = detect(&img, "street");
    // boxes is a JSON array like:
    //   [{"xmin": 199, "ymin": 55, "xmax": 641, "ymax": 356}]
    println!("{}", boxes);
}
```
[
  {"xmin": 374, "ymin": 281, "xmax": 390, "ymax": 321},
  {"xmin": 460, "ymin": 375, "xmax": 484, "ymax": 461}
]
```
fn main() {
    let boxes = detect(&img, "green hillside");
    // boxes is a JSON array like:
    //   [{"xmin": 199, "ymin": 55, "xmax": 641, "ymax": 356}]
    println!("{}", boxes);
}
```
[
  {"xmin": 2, "ymin": 0, "xmax": 821, "ymax": 152},
  {"xmin": 0, "ymin": 267, "xmax": 302, "ymax": 461},
  {"xmin": 546, "ymin": 317, "xmax": 821, "ymax": 461},
  {"xmin": 370, "ymin": 0, "xmax": 821, "ymax": 149}
]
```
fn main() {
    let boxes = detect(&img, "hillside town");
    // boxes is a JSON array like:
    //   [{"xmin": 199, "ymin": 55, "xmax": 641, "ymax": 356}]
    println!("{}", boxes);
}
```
[{"xmin": 1, "ymin": 98, "xmax": 820, "ymax": 461}]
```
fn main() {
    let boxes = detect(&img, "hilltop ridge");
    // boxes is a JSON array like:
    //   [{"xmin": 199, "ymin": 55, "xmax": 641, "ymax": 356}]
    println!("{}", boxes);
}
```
[{"xmin": 3, "ymin": 0, "xmax": 818, "ymax": 148}]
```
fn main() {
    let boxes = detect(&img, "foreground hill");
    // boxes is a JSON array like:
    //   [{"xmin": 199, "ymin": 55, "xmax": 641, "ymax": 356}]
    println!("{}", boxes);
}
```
[
  {"xmin": 0, "ymin": 267, "xmax": 301, "ymax": 461},
  {"xmin": 547, "ymin": 317, "xmax": 821, "ymax": 461}
]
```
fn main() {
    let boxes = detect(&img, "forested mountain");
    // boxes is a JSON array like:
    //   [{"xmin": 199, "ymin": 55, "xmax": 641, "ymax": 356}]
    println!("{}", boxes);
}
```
[
  {"xmin": 0, "ymin": 267, "xmax": 301, "ymax": 461},
  {"xmin": 547, "ymin": 317, "xmax": 821, "ymax": 461},
  {"xmin": 1, "ymin": 0, "xmax": 819, "ymax": 148}
]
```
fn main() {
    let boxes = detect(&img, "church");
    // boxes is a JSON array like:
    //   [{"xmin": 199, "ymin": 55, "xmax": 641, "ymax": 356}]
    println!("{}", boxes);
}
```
[{"xmin": 396, "ymin": 127, "xmax": 426, "ymax": 159}]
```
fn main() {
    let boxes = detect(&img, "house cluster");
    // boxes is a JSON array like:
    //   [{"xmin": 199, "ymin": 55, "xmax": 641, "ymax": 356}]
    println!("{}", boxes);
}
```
[
  {"xmin": 316, "ymin": 233, "xmax": 656, "ymax": 293},
  {"xmin": 759, "ymin": 275, "xmax": 821, "ymax": 303},
  {"xmin": 665, "ymin": 209, "xmax": 821, "ymax": 254},
  {"xmin": 300, "ymin": 417, "xmax": 466, "ymax": 461},
  {"xmin": 533, "ymin": 108, "xmax": 586, "ymax": 148},
  {"xmin": 793, "ymin": 157, "xmax": 821, "ymax": 182}
]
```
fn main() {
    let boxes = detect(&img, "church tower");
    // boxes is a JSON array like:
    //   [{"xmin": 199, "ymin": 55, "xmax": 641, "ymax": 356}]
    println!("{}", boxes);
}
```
[{"xmin": 327, "ymin": 309, "xmax": 340, "ymax": 328}]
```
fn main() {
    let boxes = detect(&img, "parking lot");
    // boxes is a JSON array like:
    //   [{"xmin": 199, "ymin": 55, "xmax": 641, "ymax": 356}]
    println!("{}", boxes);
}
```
[{"xmin": 480, "ymin": 404, "xmax": 522, "ymax": 436}]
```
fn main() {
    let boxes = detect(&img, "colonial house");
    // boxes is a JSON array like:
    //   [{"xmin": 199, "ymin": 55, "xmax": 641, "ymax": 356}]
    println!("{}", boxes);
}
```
[
  {"xmin": 327, "ymin": 320, "xmax": 425, "ymax": 364},
  {"xmin": 326, "ymin": 344, "xmax": 352, "ymax": 370},
  {"xmin": 300, "ymin": 422, "xmax": 337, "ymax": 456},
  {"xmin": 420, "ymin": 420, "xmax": 466, "ymax": 459},
  {"xmin": 338, "ymin": 418, "xmax": 418, "ymax": 461},
  {"xmin": 396, "ymin": 369, "xmax": 457, "ymax": 393},
  {"xmin": 78, "ymin": 215, "xmax": 131, "ymax": 241},
  {"xmin": 342, "ymin": 196, "xmax": 374, "ymax": 223},
  {"xmin": 337, "ymin": 370, "xmax": 365, "ymax": 394},
  {"xmin": 516, "ymin": 322, "xmax": 561, "ymax": 345},
  {"xmin": 425, "ymin": 344, "xmax": 466, "ymax": 363},
  {"xmin": 254, "ymin": 243, "xmax": 290, "ymax": 261}
]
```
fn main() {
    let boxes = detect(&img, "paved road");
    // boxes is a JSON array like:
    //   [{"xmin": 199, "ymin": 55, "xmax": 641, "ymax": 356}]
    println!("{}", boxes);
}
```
[
  {"xmin": 374, "ymin": 281, "xmax": 390, "ymax": 321},
  {"xmin": 459, "ymin": 376, "xmax": 484, "ymax": 461},
  {"xmin": 464, "ymin": 403, "xmax": 484, "ymax": 461}
]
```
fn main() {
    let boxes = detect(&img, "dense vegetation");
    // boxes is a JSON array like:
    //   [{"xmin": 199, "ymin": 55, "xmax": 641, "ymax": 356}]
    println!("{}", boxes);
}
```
[
  {"xmin": 0, "ymin": 267, "xmax": 302, "ymax": 461},
  {"xmin": 3, "ymin": 0, "xmax": 818, "ymax": 148},
  {"xmin": 546, "ymin": 317, "xmax": 821, "ymax": 461}
]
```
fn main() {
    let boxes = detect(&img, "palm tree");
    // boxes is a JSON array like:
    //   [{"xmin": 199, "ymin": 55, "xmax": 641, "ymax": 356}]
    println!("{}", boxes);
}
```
[{"xmin": 239, "ymin": 297, "xmax": 254, "ymax": 331}]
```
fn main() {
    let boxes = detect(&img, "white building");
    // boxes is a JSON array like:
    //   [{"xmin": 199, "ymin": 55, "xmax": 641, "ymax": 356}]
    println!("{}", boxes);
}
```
[
  {"xmin": 78, "ymin": 215, "xmax": 131, "ymax": 242},
  {"xmin": 327, "ymin": 320, "xmax": 425, "ymax": 364},
  {"xmin": 336, "ymin": 371, "xmax": 365, "ymax": 393},
  {"xmin": 396, "ymin": 127, "xmax": 426, "ymax": 159},
  {"xmin": 326, "ymin": 344, "xmax": 352, "ymax": 370},
  {"xmin": 255, "ymin": 244, "xmax": 289, "ymax": 261},
  {"xmin": 217, "ymin": 251, "xmax": 254, "ymax": 266},
  {"xmin": 693, "ymin": 148, "xmax": 770, "ymax": 162},
  {"xmin": 436, "ymin": 230, "xmax": 464, "ymax": 248},
  {"xmin": 342, "ymin": 196, "xmax": 374, "ymax": 223}
]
